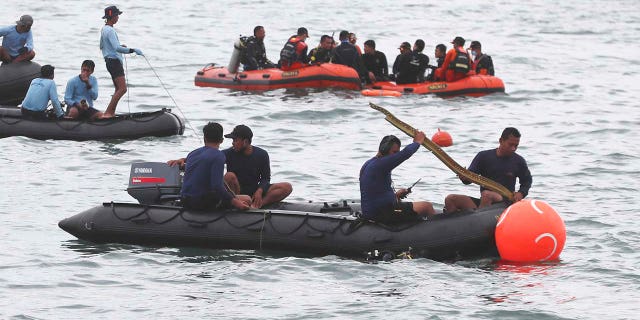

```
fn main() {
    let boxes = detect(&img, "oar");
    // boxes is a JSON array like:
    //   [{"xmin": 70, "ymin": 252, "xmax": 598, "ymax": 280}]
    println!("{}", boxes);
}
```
[{"xmin": 369, "ymin": 102, "xmax": 514, "ymax": 201}]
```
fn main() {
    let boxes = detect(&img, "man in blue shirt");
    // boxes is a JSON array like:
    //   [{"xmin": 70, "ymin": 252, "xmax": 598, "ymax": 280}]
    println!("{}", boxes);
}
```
[
  {"xmin": 167, "ymin": 122, "xmax": 251, "ymax": 211},
  {"xmin": 359, "ymin": 132, "xmax": 436, "ymax": 224},
  {"xmin": 444, "ymin": 127, "xmax": 532, "ymax": 213},
  {"xmin": 20, "ymin": 65, "xmax": 64, "ymax": 120},
  {"xmin": 223, "ymin": 125, "xmax": 293, "ymax": 208},
  {"xmin": 99, "ymin": 6, "xmax": 143, "ymax": 118},
  {"xmin": 65, "ymin": 60, "xmax": 102, "ymax": 120},
  {"xmin": 0, "ymin": 15, "xmax": 35, "ymax": 63}
]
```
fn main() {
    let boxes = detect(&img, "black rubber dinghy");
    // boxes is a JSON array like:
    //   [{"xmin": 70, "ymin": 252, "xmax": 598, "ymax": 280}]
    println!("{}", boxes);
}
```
[
  {"xmin": 0, "ymin": 61, "xmax": 41, "ymax": 106},
  {"xmin": 59, "ymin": 201, "xmax": 505, "ymax": 261},
  {"xmin": 0, "ymin": 107, "xmax": 185, "ymax": 140}
]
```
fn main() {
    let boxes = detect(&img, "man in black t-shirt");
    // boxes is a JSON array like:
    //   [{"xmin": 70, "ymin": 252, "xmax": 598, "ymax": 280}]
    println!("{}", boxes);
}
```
[
  {"xmin": 223, "ymin": 125, "xmax": 293, "ymax": 208},
  {"xmin": 362, "ymin": 40, "xmax": 389, "ymax": 81}
]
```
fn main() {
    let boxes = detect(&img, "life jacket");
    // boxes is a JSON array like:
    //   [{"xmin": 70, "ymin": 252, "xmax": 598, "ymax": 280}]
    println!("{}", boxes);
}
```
[
  {"xmin": 280, "ymin": 36, "xmax": 302, "ymax": 64},
  {"xmin": 448, "ymin": 47, "xmax": 470, "ymax": 74}
]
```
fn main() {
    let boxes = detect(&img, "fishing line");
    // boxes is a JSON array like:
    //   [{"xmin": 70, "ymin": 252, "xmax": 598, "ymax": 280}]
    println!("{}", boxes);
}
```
[
  {"xmin": 124, "ymin": 54, "xmax": 131, "ymax": 114},
  {"xmin": 141, "ymin": 55, "xmax": 200, "ymax": 140}
]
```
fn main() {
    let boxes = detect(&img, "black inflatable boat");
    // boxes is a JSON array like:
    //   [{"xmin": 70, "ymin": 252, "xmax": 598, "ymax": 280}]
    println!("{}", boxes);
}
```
[
  {"xmin": 58, "ymin": 162, "xmax": 505, "ymax": 260},
  {"xmin": 0, "ymin": 61, "xmax": 41, "ymax": 105},
  {"xmin": 0, "ymin": 107, "xmax": 185, "ymax": 140}
]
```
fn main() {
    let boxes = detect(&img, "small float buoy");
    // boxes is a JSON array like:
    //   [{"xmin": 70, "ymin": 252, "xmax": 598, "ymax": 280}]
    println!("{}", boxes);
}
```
[
  {"xmin": 431, "ymin": 128, "xmax": 452, "ymax": 147},
  {"xmin": 495, "ymin": 199, "xmax": 566, "ymax": 262},
  {"xmin": 361, "ymin": 89, "xmax": 402, "ymax": 97}
]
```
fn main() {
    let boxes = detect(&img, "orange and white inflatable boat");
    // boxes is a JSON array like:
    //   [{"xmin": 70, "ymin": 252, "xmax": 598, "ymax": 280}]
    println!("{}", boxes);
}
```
[
  {"xmin": 194, "ymin": 63, "xmax": 362, "ymax": 90},
  {"xmin": 364, "ymin": 75, "xmax": 505, "ymax": 98}
]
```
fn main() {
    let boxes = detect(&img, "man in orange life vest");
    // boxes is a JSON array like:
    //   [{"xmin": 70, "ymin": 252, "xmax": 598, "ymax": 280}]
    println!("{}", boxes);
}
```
[
  {"xmin": 468, "ymin": 40, "xmax": 495, "ymax": 76},
  {"xmin": 434, "ymin": 36, "xmax": 471, "ymax": 82},
  {"xmin": 279, "ymin": 27, "xmax": 309, "ymax": 71}
]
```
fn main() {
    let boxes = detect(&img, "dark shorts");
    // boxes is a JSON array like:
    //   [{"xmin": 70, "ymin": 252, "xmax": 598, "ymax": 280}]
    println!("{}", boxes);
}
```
[
  {"xmin": 181, "ymin": 194, "xmax": 230, "ymax": 211},
  {"xmin": 68, "ymin": 105, "xmax": 100, "ymax": 119},
  {"xmin": 371, "ymin": 202, "xmax": 421, "ymax": 224},
  {"xmin": 242, "ymin": 184, "xmax": 272, "ymax": 197},
  {"xmin": 105, "ymin": 58, "xmax": 125, "ymax": 79},
  {"xmin": 21, "ymin": 108, "xmax": 47, "ymax": 120}
]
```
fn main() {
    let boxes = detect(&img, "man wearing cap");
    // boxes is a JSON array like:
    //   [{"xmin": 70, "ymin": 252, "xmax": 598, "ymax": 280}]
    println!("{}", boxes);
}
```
[
  {"xmin": 223, "ymin": 125, "xmax": 293, "ymax": 209},
  {"xmin": 468, "ymin": 40, "xmax": 495, "ymax": 76},
  {"xmin": 444, "ymin": 127, "xmax": 531, "ymax": 213},
  {"xmin": 99, "ymin": 6, "xmax": 144, "ymax": 118},
  {"xmin": 435, "ymin": 36, "xmax": 471, "ymax": 82},
  {"xmin": 391, "ymin": 41, "xmax": 421, "ymax": 84},
  {"xmin": 279, "ymin": 27, "xmax": 310, "ymax": 71},
  {"xmin": 0, "ymin": 15, "xmax": 35, "ymax": 63},
  {"xmin": 359, "ymin": 132, "xmax": 436, "ymax": 224},
  {"xmin": 333, "ymin": 30, "xmax": 371, "ymax": 84},
  {"xmin": 167, "ymin": 122, "xmax": 252, "ymax": 211},
  {"xmin": 20, "ymin": 65, "xmax": 65, "ymax": 120},
  {"xmin": 241, "ymin": 26, "xmax": 276, "ymax": 71}
]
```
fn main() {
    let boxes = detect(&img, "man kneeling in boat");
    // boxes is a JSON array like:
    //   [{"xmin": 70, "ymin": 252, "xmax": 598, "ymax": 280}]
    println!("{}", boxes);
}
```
[
  {"xmin": 65, "ymin": 60, "xmax": 103, "ymax": 120},
  {"xmin": 444, "ymin": 127, "xmax": 532, "ymax": 213},
  {"xmin": 20, "ymin": 65, "xmax": 65, "ymax": 120},
  {"xmin": 223, "ymin": 125, "xmax": 293, "ymax": 209},
  {"xmin": 167, "ymin": 122, "xmax": 251, "ymax": 211},
  {"xmin": 360, "ymin": 133, "xmax": 436, "ymax": 224}
]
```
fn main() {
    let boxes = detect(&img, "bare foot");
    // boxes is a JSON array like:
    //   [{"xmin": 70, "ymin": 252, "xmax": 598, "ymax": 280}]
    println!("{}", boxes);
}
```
[{"xmin": 100, "ymin": 113, "xmax": 114, "ymax": 119}]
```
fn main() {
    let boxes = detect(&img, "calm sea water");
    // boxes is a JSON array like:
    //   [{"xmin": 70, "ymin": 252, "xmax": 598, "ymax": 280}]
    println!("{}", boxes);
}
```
[{"xmin": 1, "ymin": 0, "xmax": 639, "ymax": 319}]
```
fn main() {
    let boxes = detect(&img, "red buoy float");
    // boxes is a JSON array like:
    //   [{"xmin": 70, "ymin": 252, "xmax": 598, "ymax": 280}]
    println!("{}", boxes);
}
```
[
  {"xmin": 431, "ymin": 128, "xmax": 452, "ymax": 147},
  {"xmin": 495, "ymin": 199, "xmax": 566, "ymax": 262}
]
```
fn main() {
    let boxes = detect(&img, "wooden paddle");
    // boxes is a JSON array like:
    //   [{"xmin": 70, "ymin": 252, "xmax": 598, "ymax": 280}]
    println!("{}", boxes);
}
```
[{"xmin": 369, "ymin": 102, "xmax": 515, "ymax": 201}]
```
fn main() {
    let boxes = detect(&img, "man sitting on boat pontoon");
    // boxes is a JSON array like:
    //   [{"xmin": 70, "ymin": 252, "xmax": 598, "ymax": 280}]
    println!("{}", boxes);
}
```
[
  {"xmin": 360, "ymin": 132, "xmax": 436, "ymax": 224},
  {"xmin": 0, "ymin": 15, "xmax": 35, "ymax": 64},
  {"xmin": 241, "ymin": 25, "xmax": 276, "ymax": 71},
  {"xmin": 20, "ymin": 65, "xmax": 64, "ymax": 120}
]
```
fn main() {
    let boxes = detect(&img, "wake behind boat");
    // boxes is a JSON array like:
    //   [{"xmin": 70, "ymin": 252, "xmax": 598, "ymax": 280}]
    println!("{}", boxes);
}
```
[{"xmin": 0, "ymin": 106, "xmax": 185, "ymax": 141}]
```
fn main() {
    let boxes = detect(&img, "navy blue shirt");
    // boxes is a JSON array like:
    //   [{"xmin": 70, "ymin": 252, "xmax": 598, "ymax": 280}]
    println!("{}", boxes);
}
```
[
  {"xmin": 223, "ymin": 146, "xmax": 271, "ymax": 196},
  {"xmin": 359, "ymin": 142, "xmax": 420, "ymax": 219},
  {"xmin": 468, "ymin": 149, "xmax": 532, "ymax": 197},
  {"xmin": 181, "ymin": 146, "xmax": 233, "ymax": 203}
]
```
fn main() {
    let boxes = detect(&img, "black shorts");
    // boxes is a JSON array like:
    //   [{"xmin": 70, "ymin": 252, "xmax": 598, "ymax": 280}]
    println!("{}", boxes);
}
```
[
  {"xmin": 372, "ymin": 202, "xmax": 421, "ymax": 224},
  {"xmin": 242, "ymin": 184, "xmax": 272, "ymax": 197},
  {"xmin": 105, "ymin": 58, "xmax": 125, "ymax": 79},
  {"xmin": 21, "ymin": 108, "xmax": 47, "ymax": 120},
  {"xmin": 68, "ymin": 105, "xmax": 100, "ymax": 119}
]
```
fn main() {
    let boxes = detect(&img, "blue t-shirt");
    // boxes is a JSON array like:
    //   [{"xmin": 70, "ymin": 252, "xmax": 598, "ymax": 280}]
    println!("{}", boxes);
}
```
[
  {"xmin": 0, "ymin": 25, "xmax": 33, "ymax": 57},
  {"xmin": 223, "ymin": 146, "xmax": 271, "ymax": 196},
  {"xmin": 359, "ymin": 142, "xmax": 420, "ymax": 219},
  {"xmin": 21, "ymin": 78, "xmax": 64, "ymax": 118},
  {"xmin": 468, "ymin": 149, "xmax": 532, "ymax": 197},
  {"xmin": 100, "ymin": 25, "xmax": 130, "ymax": 62},
  {"xmin": 181, "ymin": 146, "xmax": 234, "ymax": 203},
  {"xmin": 64, "ymin": 75, "xmax": 98, "ymax": 107}
]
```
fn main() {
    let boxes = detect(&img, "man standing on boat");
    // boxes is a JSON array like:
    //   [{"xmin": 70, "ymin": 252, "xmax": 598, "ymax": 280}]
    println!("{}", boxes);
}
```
[
  {"xmin": 444, "ymin": 127, "xmax": 532, "ymax": 213},
  {"xmin": 223, "ymin": 125, "xmax": 293, "ymax": 209},
  {"xmin": 20, "ymin": 65, "xmax": 64, "ymax": 120},
  {"xmin": 65, "ymin": 60, "xmax": 103, "ymax": 120},
  {"xmin": 241, "ymin": 26, "xmax": 276, "ymax": 71},
  {"xmin": 167, "ymin": 122, "xmax": 251, "ymax": 211},
  {"xmin": 0, "ymin": 15, "xmax": 35, "ymax": 63},
  {"xmin": 468, "ymin": 40, "xmax": 495, "ymax": 76},
  {"xmin": 99, "ymin": 6, "xmax": 143, "ymax": 118},
  {"xmin": 360, "ymin": 132, "xmax": 436, "ymax": 224}
]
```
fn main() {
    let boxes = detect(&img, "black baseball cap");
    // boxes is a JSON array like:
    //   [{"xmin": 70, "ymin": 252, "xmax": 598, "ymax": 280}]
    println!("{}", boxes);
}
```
[
  {"xmin": 469, "ymin": 41, "xmax": 481, "ymax": 48},
  {"xmin": 102, "ymin": 6, "xmax": 123, "ymax": 19},
  {"xmin": 224, "ymin": 124, "xmax": 253, "ymax": 140}
]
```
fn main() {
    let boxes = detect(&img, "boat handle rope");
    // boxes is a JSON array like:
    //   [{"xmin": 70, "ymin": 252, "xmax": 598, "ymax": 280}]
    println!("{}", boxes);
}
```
[{"xmin": 369, "ymin": 102, "xmax": 515, "ymax": 201}]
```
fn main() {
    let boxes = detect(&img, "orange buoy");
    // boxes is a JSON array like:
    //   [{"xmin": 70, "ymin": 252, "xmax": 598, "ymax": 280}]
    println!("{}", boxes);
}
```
[
  {"xmin": 361, "ymin": 89, "xmax": 402, "ymax": 97},
  {"xmin": 431, "ymin": 128, "xmax": 452, "ymax": 147},
  {"xmin": 495, "ymin": 199, "xmax": 566, "ymax": 262}
]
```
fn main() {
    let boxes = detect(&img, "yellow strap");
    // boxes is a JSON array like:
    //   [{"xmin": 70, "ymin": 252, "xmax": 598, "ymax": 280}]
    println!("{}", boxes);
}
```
[{"xmin": 369, "ymin": 102, "xmax": 514, "ymax": 201}]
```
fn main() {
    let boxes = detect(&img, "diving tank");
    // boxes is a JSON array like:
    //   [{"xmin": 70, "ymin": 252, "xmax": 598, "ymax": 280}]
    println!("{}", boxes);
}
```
[{"xmin": 227, "ymin": 37, "xmax": 245, "ymax": 73}]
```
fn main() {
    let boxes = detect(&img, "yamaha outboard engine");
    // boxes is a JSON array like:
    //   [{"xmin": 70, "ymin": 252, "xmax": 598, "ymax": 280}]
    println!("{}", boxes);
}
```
[{"xmin": 126, "ymin": 162, "xmax": 181, "ymax": 205}]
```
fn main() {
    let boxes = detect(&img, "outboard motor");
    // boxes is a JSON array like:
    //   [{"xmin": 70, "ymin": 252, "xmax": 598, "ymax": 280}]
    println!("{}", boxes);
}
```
[
  {"xmin": 126, "ymin": 162, "xmax": 182, "ymax": 205},
  {"xmin": 227, "ymin": 36, "xmax": 246, "ymax": 73}
]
